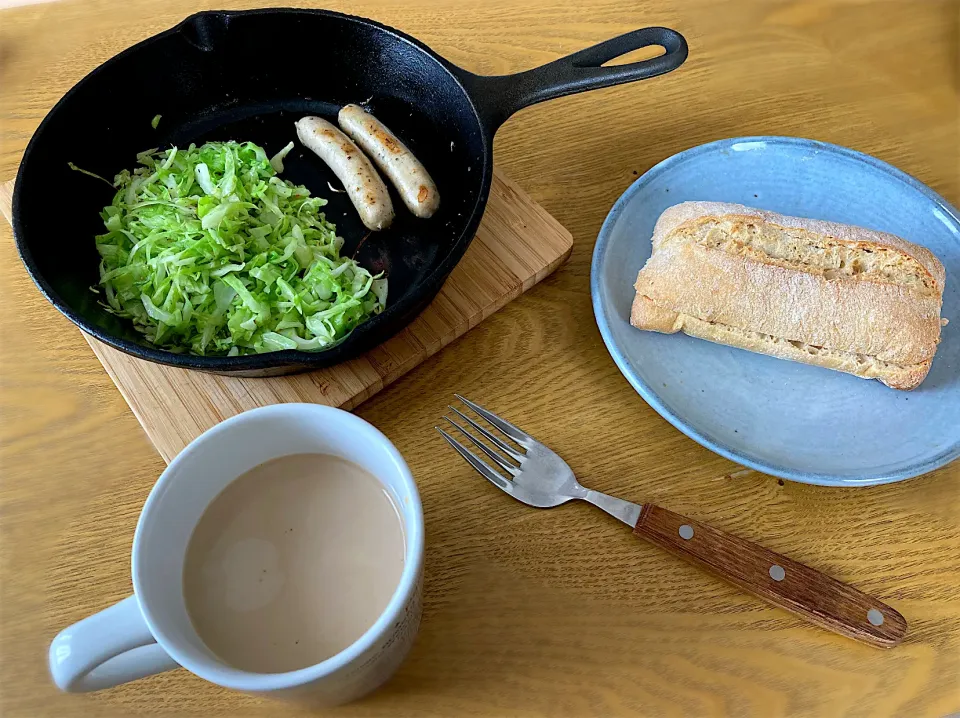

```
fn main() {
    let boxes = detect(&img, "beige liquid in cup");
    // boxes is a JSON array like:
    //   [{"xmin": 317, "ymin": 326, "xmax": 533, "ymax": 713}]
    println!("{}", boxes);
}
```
[{"xmin": 183, "ymin": 453, "xmax": 405, "ymax": 674}]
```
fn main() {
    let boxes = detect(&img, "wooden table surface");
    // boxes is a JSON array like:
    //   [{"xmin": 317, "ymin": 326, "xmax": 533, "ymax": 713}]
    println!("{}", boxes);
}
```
[{"xmin": 1, "ymin": 1, "xmax": 958, "ymax": 716}]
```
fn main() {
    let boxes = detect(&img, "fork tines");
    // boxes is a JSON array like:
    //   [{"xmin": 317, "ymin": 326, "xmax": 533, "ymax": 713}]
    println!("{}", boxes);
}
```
[{"xmin": 436, "ymin": 395, "xmax": 531, "ymax": 492}]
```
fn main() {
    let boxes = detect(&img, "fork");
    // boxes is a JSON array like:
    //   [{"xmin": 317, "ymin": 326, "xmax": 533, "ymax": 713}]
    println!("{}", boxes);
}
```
[{"xmin": 438, "ymin": 395, "xmax": 907, "ymax": 648}]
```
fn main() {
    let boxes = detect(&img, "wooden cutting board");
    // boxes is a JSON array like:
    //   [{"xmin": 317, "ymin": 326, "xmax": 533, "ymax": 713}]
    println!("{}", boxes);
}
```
[{"xmin": 0, "ymin": 172, "xmax": 572, "ymax": 462}]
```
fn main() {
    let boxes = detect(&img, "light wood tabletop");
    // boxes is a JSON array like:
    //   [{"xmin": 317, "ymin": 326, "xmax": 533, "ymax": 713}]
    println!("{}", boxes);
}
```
[{"xmin": 1, "ymin": 0, "xmax": 958, "ymax": 716}]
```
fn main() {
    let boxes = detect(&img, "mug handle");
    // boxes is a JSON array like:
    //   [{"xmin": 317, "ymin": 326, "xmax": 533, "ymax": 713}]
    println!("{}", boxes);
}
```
[{"xmin": 49, "ymin": 595, "xmax": 180, "ymax": 692}]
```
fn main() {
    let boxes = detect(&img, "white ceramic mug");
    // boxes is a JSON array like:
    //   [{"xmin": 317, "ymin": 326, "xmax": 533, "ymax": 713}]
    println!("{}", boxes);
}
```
[{"xmin": 49, "ymin": 404, "xmax": 424, "ymax": 705}]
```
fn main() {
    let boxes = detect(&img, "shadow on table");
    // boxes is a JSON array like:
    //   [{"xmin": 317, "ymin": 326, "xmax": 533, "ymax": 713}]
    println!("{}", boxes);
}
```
[
  {"xmin": 369, "ymin": 563, "xmax": 632, "ymax": 713},
  {"xmin": 351, "ymin": 559, "xmax": 777, "ymax": 716}
]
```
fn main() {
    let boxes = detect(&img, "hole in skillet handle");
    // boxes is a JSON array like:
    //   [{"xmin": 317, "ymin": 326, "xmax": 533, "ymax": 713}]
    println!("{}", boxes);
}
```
[{"xmin": 601, "ymin": 45, "xmax": 667, "ymax": 66}]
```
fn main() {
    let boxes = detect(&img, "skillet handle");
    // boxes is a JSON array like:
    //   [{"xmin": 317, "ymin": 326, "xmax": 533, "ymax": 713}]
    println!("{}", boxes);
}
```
[{"xmin": 458, "ymin": 27, "xmax": 687, "ymax": 133}]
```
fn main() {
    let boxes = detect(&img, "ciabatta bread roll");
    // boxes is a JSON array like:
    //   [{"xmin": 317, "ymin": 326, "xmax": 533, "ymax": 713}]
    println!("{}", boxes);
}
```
[{"xmin": 631, "ymin": 202, "xmax": 946, "ymax": 390}]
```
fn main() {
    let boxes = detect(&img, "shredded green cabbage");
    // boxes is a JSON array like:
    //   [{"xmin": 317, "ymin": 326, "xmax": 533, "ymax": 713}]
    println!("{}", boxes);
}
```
[{"xmin": 92, "ymin": 141, "xmax": 386, "ymax": 355}]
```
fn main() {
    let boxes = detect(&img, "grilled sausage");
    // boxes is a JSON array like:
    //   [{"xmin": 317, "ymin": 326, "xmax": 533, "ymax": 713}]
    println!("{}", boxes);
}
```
[
  {"xmin": 295, "ymin": 116, "xmax": 394, "ymax": 231},
  {"xmin": 338, "ymin": 104, "xmax": 440, "ymax": 219}
]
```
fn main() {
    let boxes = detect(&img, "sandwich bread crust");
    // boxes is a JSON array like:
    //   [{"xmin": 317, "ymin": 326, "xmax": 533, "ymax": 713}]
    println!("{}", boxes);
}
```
[{"xmin": 631, "ymin": 202, "xmax": 946, "ymax": 390}]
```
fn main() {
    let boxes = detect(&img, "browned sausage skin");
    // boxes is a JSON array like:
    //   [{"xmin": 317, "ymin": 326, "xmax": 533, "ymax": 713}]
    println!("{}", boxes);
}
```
[
  {"xmin": 294, "ymin": 116, "xmax": 395, "ymax": 231},
  {"xmin": 338, "ymin": 104, "xmax": 440, "ymax": 219}
]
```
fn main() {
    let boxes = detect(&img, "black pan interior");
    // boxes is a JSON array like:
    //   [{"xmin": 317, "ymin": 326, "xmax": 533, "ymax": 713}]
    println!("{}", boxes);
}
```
[{"xmin": 14, "ymin": 9, "xmax": 490, "ymax": 373}]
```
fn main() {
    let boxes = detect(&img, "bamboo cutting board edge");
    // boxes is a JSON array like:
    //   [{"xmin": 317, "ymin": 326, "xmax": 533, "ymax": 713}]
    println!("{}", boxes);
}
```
[{"xmin": 1, "ymin": 171, "xmax": 573, "ymax": 461}]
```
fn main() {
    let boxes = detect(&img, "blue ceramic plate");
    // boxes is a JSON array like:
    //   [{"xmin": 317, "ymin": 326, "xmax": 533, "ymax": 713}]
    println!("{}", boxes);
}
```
[{"xmin": 591, "ymin": 137, "xmax": 959, "ymax": 486}]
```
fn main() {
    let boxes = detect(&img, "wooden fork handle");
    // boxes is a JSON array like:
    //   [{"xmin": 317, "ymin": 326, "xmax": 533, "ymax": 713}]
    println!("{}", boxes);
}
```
[{"xmin": 633, "ymin": 504, "xmax": 906, "ymax": 648}]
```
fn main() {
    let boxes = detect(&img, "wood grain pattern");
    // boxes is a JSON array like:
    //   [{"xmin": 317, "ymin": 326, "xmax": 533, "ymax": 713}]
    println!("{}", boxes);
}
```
[
  {"xmin": 0, "ymin": 179, "xmax": 12, "ymax": 225},
  {"xmin": 1, "ymin": 1, "xmax": 958, "ymax": 717},
  {"xmin": 0, "ymin": 170, "xmax": 574, "ymax": 462},
  {"xmin": 634, "ymin": 504, "xmax": 908, "ymax": 649}
]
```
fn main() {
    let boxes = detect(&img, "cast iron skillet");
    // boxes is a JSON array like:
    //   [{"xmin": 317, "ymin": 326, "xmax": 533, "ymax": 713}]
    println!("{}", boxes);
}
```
[{"xmin": 13, "ymin": 8, "xmax": 687, "ymax": 376}]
